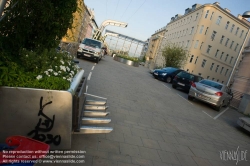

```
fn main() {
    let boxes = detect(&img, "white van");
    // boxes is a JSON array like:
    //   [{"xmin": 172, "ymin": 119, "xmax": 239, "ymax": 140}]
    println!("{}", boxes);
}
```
[{"xmin": 77, "ymin": 38, "xmax": 104, "ymax": 63}]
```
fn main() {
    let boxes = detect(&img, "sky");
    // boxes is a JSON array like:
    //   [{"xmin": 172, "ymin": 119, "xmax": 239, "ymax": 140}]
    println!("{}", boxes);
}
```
[{"xmin": 84, "ymin": 0, "xmax": 249, "ymax": 56}]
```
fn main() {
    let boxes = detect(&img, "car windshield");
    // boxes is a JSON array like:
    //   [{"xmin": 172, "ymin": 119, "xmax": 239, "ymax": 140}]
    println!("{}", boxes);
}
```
[
  {"xmin": 82, "ymin": 39, "xmax": 101, "ymax": 48},
  {"xmin": 177, "ymin": 72, "xmax": 194, "ymax": 80},
  {"xmin": 162, "ymin": 68, "xmax": 177, "ymax": 73},
  {"xmin": 200, "ymin": 80, "xmax": 223, "ymax": 90}
]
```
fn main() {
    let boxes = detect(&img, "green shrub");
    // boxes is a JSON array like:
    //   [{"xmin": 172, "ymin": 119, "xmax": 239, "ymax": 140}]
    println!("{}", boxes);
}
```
[{"xmin": 116, "ymin": 54, "xmax": 139, "ymax": 62}]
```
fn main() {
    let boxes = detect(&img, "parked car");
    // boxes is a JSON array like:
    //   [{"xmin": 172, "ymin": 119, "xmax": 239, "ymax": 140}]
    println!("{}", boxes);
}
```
[
  {"xmin": 153, "ymin": 67, "xmax": 183, "ymax": 83},
  {"xmin": 172, "ymin": 71, "xmax": 203, "ymax": 92},
  {"xmin": 188, "ymin": 79, "xmax": 233, "ymax": 111}
]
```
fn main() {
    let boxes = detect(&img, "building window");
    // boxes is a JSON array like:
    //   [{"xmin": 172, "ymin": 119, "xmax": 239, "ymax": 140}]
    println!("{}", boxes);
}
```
[
  {"xmin": 195, "ymin": 13, "xmax": 199, "ymax": 20},
  {"xmin": 225, "ymin": 54, "xmax": 229, "ymax": 62},
  {"xmin": 230, "ymin": 24, "xmax": 235, "ymax": 33},
  {"xmin": 230, "ymin": 41, "xmax": 234, "ymax": 49},
  {"xmin": 182, "ymin": 41, "xmax": 184, "ymax": 47},
  {"xmin": 199, "ymin": 25, "xmax": 204, "ymax": 34},
  {"xmin": 215, "ymin": 49, "xmax": 219, "ymax": 57},
  {"xmin": 225, "ymin": 69, "xmax": 229, "ymax": 76},
  {"xmin": 190, "ymin": 55, "xmax": 194, "ymax": 63},
  {"xmin": 220, "ymin": 67, "xmax": 224, "ymax": 74},
  {"xmin": 187, "ymin": 69, "xmax": 189, "ymax": 72},
  {"xmin": 185, "ymin": 28, "xmax": 188, "ymax": 35},
  {"xmin": 211, "ymin": 31, "xmax": 217, "ymax": 41},
  {"xmin": 220, "ymin": 35, "xmax": 224, "ymax": 44},
  {"xmin": 200, "ymin": 42, "xmax": 204, "ymax": 50},
  {"xmin": 220, "ymin": 52, "xmax": 224, "ymax": 60},
  {"xmin": 201, "ymin": 59, "xmax": 207, "ymax": 68},
  {"xmin": 195, "ymin": 57, "xmax": 198, "ymax": 64},
  {"xmin": 222, "ymin": 81, "xmax": 224, "ymax": 84},
  {"xmin": 210, "ymin": 12, "xmax": 214, "ymax": 20},
  {"xmin": 215, "ymin": 65, "xmax": 219, "ymax": 72},
  {"xmin": 194, "ymin": 40, "xmax": 199, "ymax": 49},
  {"xmin": 230, "ymin": 57, "xmax": 234, "ymax": 64},
  {"xmin": 225, "ymin": 21, "xmax": 230, "ymax": 29},
  {"xmin": 240, "ymin": 30, "xmax": 244, "ymax": 38},
  {"xmin": 210, "ymin": 63, "xmax": 214, "ymax": 70},
  {"xmin": 205, "ymin": 10, "xmax": 209, "ymax": 18},
  {"xmin": 207, "ymin": 45, "xmax": 212, "ymax": 54},
  {"xmin": 225, "ymin": 38, "xmax": 229, "ymax": 47},
  {"xmin": 216, "ymin": 16, "xmax": 222, "ymax": 25},
  {"xmin": 186, "ymin": 40, "xmax": 190, "ymax": 48},
  {"xmin": 217, "ymin": 79, "xmax": 219, "ymax": 82},
  {"xmin": 234, "ymin": 43, "xmax": 239, "ymax": 51},
  {"xmin": 190, "ymin": 16, "xmax": 192, "ymax": 23},
  {"xmin": 190, "ymin": 27, "xmax": 194, "ymax": 35},
  {"xmin": 212, "ymin": 78, "xmax": 215, "ymax": 81},
  {"xmin": 205, "ymin": 27, "xmax": 209, "ymax": 35},
  {"xmin": 235, "ymin": 27, "xmax": 239, "ymax": 35},
  {"xmin": 198, "ymin": 73, "xmax": 202, "ymax": 76},
  {"xmin": 207, "ymin": 76, "xmax": 210, "ymax": 79}
]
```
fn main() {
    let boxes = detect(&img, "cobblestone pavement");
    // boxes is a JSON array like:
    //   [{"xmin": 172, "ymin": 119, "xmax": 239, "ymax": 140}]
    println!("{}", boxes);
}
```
[{"xmin": 39, "ymin": 55, "xmax": 250, "ymax": 166}]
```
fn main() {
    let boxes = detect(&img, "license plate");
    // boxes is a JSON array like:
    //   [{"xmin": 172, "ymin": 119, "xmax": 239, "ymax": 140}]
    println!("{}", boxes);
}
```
[
  {"xmin": 177, "ymin": 82, "xmax": 185, "ymax": 86},
  {"xmin": 198, "ymin": 94, "xmax": 209, "ymax": 100},
  {"xmin": 84, "ymin": 54, "xmax": 91, "ymax": 57}
]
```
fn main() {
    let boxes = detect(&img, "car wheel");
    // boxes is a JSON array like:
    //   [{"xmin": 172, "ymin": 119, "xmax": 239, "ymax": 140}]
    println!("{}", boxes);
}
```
[
  {"xmin": 226, "ymin": 99, "xmax": 231, "ymax": 107},
  {"xmin": 77, "ymin": 55, "xmax": 80, "ymax": 58},
  {"xmin": 172, "ymin": 84, "xmax": 176, "ymax": 89},
  {"xmin": 166, "ymin": 76, "xmax": 172, "ymax": 83},
  {"xmin": 96, "ymin": 58, "xmax": 99, "ymax": 64},
  {"xmin": 188, "ymin": 95, "xmax": 194, "ymax": 100}
]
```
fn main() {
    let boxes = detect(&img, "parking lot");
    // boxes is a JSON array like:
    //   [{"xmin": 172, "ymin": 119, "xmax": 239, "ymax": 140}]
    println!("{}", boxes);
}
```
[{"xmin": 41, "ymin": 55, "xmax": 250, "ymax": 166}]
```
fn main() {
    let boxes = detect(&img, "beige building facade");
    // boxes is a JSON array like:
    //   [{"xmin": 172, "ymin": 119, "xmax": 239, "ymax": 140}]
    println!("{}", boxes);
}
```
[
  {"xmin": 157, "ymin": 2, "xmax": 250, "ymax": 85},
  {"xmin": 145, "ymin": 26, "xmax": 166, "ymax": 70}
]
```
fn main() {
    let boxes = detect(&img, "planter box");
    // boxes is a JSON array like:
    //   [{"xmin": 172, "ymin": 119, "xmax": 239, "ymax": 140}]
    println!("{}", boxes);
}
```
[
  {"xmin": 113, "ymin": 56, "xmax": 139, "ymax": 67},
  {"xmin": 0, "ymin": 70, "xmax": 86, "ymax": 150}
]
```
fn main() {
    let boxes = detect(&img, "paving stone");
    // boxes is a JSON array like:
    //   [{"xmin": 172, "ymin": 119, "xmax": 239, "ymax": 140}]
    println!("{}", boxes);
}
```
[
  {"xmin": 92, "ymin": 157, "xmax": 117, "ymax": 166},
  {"xmin": 203, "ymin": 150, "xmax": 222, "ymax": 161},
  {"xmin": 118, "ymin": 162, "xmax": 139, "ymax": 166},
  {"xmin": 146, "ymin": 131, "xmax": 164, "ymax": 141},
  {"xmin": 131, "ymin": 127, "xmax": 148, "ymax": 138},
  {"xmin": 131, "ymin": 157, "xmax": 153, "ymax": 166},
  {"xmin": 98, "ymin": 138, "xmax": 120, "ymax": 154},
  {"xmin": 141, "ymin": 138, "xmax": 160, "ymax": 149},
  {"xmin": 208, "ymin": 160, "xmax": 227, "ymax": 166},
  {"xmin": 162, "ymin": 135, "xmax": 178, "ymax": 144},
  {"xmin": 85, "ymin": 147, "xmax": 109, "ymax": 159},
  {"xmin": 176, "ymin": 154, "xmax": 198, "ymax": 166},
  {"xmin": 105, "ymin": 131, "xmax": 125, "ymax": 143},
  {"xmin": 157, "ymin": 140, "xmax": 178, "ymax": 153},
  {"xmin": 189, "ymin": 147, "xmax": 209, "ymax": 159},
  {"xmin": 119, "ymin": 142, "xmax": 140, "ymax": 157},
  {"xmin": 124, "ymin": 134, "xmax": 143, "ymax": 146},
  {"xmin": 108, "ymin": 153, "xmax": 131, "ymax": 163},
  {"xmin": 139, "ymin": 147, "xmax": 161, "ymax": 161},
  {"xmin": 175, "ymin": 144, "xmax": 194, "ymax": 156},
  {"xmin": 115, "ymin": 124, "xmax": 132, "ymax": 135},
  {"xmin": 152, "ymin": 161, "xmax": 174, "ymax": 166},
  {"xmin": 157, "ymin": 150, "xmax": 181, "ymax": 165},
  {"xmin": 192, "ymin": 156, "xmax": 213, "ymax": 166}
]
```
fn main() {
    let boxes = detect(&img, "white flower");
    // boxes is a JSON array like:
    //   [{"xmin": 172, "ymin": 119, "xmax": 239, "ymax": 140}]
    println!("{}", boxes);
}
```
[
  {"xmin": 71, "ymin": 71, "xmax": 74, "ymax": 75},
  {"xmin": 54, "ymin": 72, "xmax": 58, "ymax": 76},
  {"xmin": 60, "ymin": 60, "xmax": 64, "ymax": 65},
  {"xmin": 48, "ymin": 75, "xmax": 50, "ymax": 77},
  {"xmin": 54, "ymin": 57, "xmax": 57, "ymax": 59},
  {"xmin": 48, "ymin": 69, "xmax": 53, "ymax": 72},
  {"xmin": 66, "ymin": 67, "xmax": 70, "ymax": 71},
  {"xmin": 67, "ymin": 78, "xmax": 72, "ymax": 82},
  {"xmin": 26, "ymin": 55, "xmax": 28, "ymax": 57},
  {"xmin": 44, "ymin": 71, "xmax": 49, "ymax": 75},
  {"xmin": 36, "ymin": 75, "xmax": 42, "ymax": 80},
  {"xmin": 58, "ymin": 71, "xmax": 61, "ymax": 73},
  {"xmin": 55, "ymin": 66, "xmax": 57, "ymax": 68},
  {"xmin": 36, "ymin": 66, "xmax": 38, "ymax": 69},
  {"xmin": 60, "ymin": 65, "xmax": 66, "ymax": 72},
  {"xmin": 63, "ymin": 77, "xmax": 66, "ymax": 79}
]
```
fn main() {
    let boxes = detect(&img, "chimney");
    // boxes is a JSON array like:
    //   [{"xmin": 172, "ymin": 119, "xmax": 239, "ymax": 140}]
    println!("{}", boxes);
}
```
[
  {"xmin": 213, "ymin": 2, "xmax": 220, "ymax": 6},
  {"xmin": 224, "ymin": 8, "xmax": 231, "ymax": 13}
]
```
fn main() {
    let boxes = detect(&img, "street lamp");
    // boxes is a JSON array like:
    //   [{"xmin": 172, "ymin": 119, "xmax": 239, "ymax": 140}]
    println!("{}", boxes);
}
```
[{"xmin": 227, "ymin": 11, "xmax": 250, "ymax": 86}]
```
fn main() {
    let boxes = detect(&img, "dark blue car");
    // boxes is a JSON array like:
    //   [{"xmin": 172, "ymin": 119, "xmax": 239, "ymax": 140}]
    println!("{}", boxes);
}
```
[{"xmin": 153, "ymin": 67, "xmax": 183, "ymax": 83}]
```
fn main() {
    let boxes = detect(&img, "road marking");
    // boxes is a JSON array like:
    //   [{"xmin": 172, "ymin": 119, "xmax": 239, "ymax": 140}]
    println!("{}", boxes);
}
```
[
  {"xmin": 91, "ymin": 66, "xmax": 95, "ymax": 70},
  {"xmin": 162, "ymin": 83, "xmax": 171, "ymax": 90},
  {"xmin": 86, "ymin": 85, "xmax": 88, "ymax": 93},
  {"xmin": 177, "ymin": 94, "xmax": 193, "ymax": 105},
  {"xmin": 213, "ymin": 107, "xmax": 229, "ymax": 120},
  {"xmin": 202, "ymin": 111, "xmax": 213, "ymax": 118},
  {"xmin": 87, "ymin": 72, "xmax": 92, "ymax": 80}
]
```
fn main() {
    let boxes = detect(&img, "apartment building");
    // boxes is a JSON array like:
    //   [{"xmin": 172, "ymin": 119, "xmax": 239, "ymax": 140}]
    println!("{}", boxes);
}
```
[
  {"xmin": 158, "ymin": 2, "xmax": 250, "ymax": 84},
  {"xmin": 145, "ymin": 26, "xmax": 166, "ymax": 70}
]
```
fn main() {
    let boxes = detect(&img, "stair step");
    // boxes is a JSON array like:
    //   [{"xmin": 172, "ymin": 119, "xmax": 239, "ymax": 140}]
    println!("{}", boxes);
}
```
[
  {"xmin": 82, "ymin": 117, "xmax": 111, "ymax": 124},
  {"xmin": 77, "ymin": 126, "xmax": 113, "ymax": 134},
  {"xmin": 84, "ymin": 105, "xmax": 108, "ymax": 111},
  {"xmin": 85, "ymin": 100, "xmax": 106, "ymax": 105},
  {"xmin": 83, "ymin": 111, "xmax": 109, "ymax": 117}
]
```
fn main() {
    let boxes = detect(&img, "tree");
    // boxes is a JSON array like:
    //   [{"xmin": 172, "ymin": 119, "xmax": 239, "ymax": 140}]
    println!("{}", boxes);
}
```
[
  {"xmin": 0, "ymin": 0, "xmax": 78, "ymax": 55},
  {"xmin": 161, "ymin": 42, "xmax": 189, "ymax": 68}
]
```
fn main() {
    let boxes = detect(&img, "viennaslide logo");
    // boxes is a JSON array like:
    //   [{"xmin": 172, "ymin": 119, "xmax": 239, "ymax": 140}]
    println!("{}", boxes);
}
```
[{"xmin": 220, "ymin": 146, "xmax": 248, "ymax": 165}]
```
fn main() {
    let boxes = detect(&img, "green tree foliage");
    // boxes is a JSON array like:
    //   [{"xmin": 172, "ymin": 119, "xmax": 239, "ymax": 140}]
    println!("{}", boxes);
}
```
[
  {"xmin": 162, "ymin": 42, "xmax": 189, "ymax": 68},
  {"xmin": 0, "ymin": 0, "xmax": 77, "ymax": 55}
]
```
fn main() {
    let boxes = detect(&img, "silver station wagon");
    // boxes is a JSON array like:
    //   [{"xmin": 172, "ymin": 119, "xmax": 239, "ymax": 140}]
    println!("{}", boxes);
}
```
[{"xmin": 188, "ymin": 79, "xmax": 233, "ymax": 111}]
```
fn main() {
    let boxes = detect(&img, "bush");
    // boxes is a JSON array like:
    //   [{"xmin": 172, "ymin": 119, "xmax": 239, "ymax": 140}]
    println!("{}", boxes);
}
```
[{"xmin": 116, "ymin": 54, "xmax": 139, "ymax": 62}]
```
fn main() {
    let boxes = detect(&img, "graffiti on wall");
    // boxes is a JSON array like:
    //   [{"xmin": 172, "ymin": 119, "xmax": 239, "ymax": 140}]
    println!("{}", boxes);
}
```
[{"xmin": 27, "ymin": 97, "xmax": 61, "ymax": 145}]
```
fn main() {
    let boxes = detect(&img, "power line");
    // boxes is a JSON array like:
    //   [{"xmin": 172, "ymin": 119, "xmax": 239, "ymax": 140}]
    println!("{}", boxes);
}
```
[
  {"xmin": 121, "ymin": 0, "xmax": 132, "ymax": 19},
  {"xmin": 127, "ymin": 0, "xmax": 147, "ymax": 22},
  {"xmin": 113, "ymin": 0, "xmax": 120, "ymax": 19}
]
